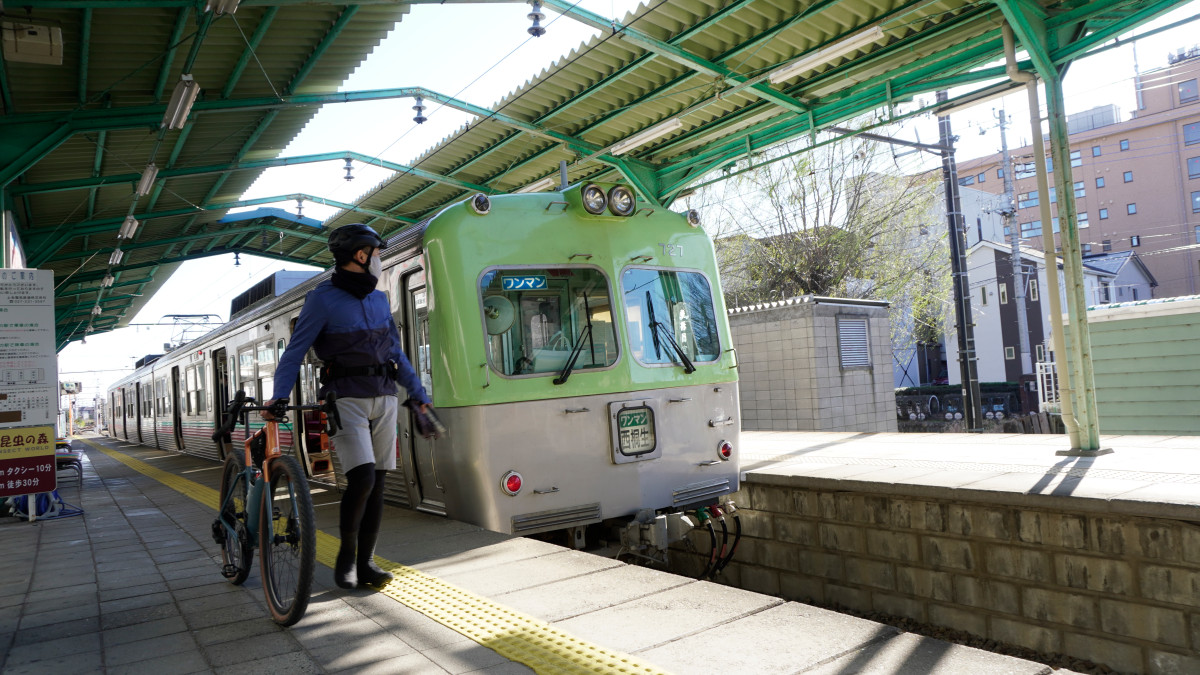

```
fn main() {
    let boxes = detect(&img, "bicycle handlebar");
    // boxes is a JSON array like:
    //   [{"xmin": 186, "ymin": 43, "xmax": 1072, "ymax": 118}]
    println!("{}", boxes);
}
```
[{"xmin": 211, "ymin": 391, "xmax": 340, "ymax": 443}]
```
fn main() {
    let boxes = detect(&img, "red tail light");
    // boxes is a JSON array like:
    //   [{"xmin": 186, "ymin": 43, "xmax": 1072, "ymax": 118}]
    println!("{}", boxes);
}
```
[
  {"xmin": 717, "ymin": 440, "xmax": 733, "ymax": 460},
  {"xmin": 501, "ymin": 471, "xmax": 523, "ymax": 496}
]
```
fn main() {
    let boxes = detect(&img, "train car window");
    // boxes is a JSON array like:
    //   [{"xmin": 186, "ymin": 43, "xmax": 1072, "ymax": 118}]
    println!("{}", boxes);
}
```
[
  {"xmin": 238, "ymin": 348, "xmax": 256, "ymax": 400},
  {"xmin": 256, "ymin": 340, "xmax": 276, "ymax": 402},
  {"xmin": 197, "ymin": 365, "xmax": 207, "ymax": 414},
  {"xmin": 621, "ymin": 268, "xmax": 721, "ymax": 367},
  {"xmin": 479, "ymin": 267, "xmax": 618, "ymax": 377}
]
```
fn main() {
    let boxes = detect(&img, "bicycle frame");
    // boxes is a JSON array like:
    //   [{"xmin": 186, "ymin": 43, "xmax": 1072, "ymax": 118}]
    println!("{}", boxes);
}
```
[{"xmin": 216, "ymin": 421, "xmax": 283, "ymax": 561}]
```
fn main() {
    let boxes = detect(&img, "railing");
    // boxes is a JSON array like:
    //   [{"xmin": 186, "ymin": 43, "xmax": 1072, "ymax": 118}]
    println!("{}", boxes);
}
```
[{"xmin": 1036, "ymin": 361, "xmax": 1060, "ymax": 413}]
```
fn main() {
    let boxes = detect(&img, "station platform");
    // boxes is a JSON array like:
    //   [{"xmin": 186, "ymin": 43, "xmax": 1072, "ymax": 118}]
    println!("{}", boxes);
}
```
[{"xmin": 0, "ymin": 433, "xmax": 1060, "ymax": 674}]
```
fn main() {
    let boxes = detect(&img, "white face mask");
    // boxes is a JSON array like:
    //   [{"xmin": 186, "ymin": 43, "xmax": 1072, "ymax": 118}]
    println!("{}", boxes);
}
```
[{"xmin": 368, "ymin": 254, "xmax": 382, "ymax": 278}]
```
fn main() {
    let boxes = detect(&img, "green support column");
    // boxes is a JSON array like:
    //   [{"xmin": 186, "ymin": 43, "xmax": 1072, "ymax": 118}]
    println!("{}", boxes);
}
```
[{"xmin": 1043, "ymin": 73, "xmax": 1104, "ymax": 453}]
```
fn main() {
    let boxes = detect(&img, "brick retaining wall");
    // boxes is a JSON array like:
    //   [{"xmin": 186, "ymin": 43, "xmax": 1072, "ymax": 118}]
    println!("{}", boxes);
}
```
[{"xmin": 672, "ymin": 479, "xmax": 1200, "ymax": 674}]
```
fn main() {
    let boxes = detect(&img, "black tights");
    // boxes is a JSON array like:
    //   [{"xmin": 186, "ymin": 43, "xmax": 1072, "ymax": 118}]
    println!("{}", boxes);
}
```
[{"xmin": 340, "ymin": 462, "xmax": 387, "ymax": 556}]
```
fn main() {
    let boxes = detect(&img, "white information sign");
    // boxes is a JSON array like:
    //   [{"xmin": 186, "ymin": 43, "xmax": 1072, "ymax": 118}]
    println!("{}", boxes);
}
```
[{"xmin": 0, "ymin": 269, "xmax": 57, "ymax": 429}]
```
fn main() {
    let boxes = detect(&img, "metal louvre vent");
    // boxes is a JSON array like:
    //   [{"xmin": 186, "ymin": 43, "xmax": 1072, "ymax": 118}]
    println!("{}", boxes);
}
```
[
  {"xmin": 512, "ymin": 503, "xmax": 602, "ymax": 533},
  {"xmin": 837, "ymin": 318, "xmax": 870, "ymax": 368},
  {"xmin": 672, "ymin": 479, "xmax": 732, "ymax": 506}
]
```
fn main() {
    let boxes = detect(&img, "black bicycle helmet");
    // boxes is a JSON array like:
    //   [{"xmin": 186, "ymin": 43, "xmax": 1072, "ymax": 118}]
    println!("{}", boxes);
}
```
[{"xmin": 328, "ymin": 223, "xmax": 385, "ymax": 264}]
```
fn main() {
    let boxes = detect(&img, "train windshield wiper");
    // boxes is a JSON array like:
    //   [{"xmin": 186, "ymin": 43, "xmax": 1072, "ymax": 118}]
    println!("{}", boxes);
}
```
[
  {"xmin": 650, "ymin": 320, "xmax": 696, "ymax": 374},
  {"xmin": 553, "ymin": 324, "xmax": 592, "ymax": 385}
]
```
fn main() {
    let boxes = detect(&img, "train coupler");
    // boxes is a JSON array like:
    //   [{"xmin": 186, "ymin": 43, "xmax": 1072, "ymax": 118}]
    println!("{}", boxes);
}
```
[{"xmin": 618, "ymin": 509, "xmax": 697, "ymax": 555}]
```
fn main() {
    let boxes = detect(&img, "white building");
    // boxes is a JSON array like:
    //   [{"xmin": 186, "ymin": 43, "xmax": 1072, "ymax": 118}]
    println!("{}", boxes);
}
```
[{"xmin": 944, "ymin": 241, "xmax": 1115, "ymax": 393}]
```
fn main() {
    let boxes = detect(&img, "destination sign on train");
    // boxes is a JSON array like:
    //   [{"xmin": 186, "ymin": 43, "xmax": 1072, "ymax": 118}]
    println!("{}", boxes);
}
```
[{"xmin": 501, "ymin": 275, "xmax": 547, "ymax": 291}]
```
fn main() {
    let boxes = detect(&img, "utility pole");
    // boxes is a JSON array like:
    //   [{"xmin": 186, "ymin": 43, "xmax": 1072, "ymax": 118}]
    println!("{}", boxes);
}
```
[
  {"xmin": 996, "ymin": 109, "xmax": 1033, "ymax": 379},
  {"xmin": 937, "ymin": 91, "xmax": 983, "ymax": 431}
]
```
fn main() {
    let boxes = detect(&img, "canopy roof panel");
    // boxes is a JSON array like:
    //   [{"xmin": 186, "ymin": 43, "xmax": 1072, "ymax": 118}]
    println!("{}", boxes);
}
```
[{"xmin": 1, "ymin": 0, "xmax": 1189, "ymax": 349}]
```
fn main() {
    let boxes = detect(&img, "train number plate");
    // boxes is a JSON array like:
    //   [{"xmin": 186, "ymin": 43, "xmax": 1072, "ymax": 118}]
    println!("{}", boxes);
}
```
[{"xmin": 616, "ymin": 406, "xmax": 656, "ymax": 456}]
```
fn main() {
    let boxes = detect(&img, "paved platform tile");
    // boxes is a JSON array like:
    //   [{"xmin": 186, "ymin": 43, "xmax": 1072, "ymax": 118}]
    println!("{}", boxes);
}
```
[
  {"xmin": 105, "ymin": 649, "xmax": 210, "ymax": 675},
  {"xmin": 495, "ymin": 562, "xmax": 695, "ymax": 622},
  {"xmin": 802, "ymin": 632, "xmax": 1052, "ymax": 675},
  {"xmin": 639, "ymin": 601, "xmax": 897, "ymax": 674},
  {"xmin": 104, "ymin": 631, "xmax": 200, "ymax": 667},
  {"xmin": 213, "ymin": 649, "xmax": 321, "ymax": 675},
  {"xmin": 201, "ymin": 628, "xmax": 303, "ymax": 668}
]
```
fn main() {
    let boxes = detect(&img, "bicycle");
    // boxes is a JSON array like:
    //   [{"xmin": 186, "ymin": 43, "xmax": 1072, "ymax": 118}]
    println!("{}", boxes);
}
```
[{"xmin": 209, "ymin": 390, "xmax": 339, "ymax": 626}]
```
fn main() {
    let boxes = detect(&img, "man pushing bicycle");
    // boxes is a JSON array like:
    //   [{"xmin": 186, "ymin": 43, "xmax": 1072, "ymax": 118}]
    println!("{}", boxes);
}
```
[{"xmin": 265, "ymin": 223, "xmax": 432, "ymax": 589}]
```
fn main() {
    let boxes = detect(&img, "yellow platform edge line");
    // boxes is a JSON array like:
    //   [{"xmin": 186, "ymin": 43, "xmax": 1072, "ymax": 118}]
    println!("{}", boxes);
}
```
[{"xmin": 77, "ymin": 438, "xmax": 672, "ymax": 675}]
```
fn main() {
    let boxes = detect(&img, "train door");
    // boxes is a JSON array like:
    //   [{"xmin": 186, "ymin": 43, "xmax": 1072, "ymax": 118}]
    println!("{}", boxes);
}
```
[
  {"xmin": 404, "ymin": 272, "xmax": 445, "ymax": 515},
  {"xmin": 135, "ymin": 384, "xmax": 144, "ymax": 444},
  {"xmin": 212, "ymin": 347, "xmax": 230, "ymax": 457},
  {"xmin": 171, "ymin": 366, "xmax": 185, "ymax": 450}
]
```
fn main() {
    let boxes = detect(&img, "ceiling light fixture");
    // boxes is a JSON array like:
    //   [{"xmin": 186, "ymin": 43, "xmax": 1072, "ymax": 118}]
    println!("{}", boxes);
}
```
[
  {"xmin": 162, "ymin": 74, "xmax": 200, "ymax": 130},
  {"xmin": 108, "ymin": 249, "xmax": 124, "ymax": 265},
  {"xmin": 768, "ymin": 25, "xmax": 885, "ymax": 84},
  {"xmin": 135, "ymin": 162, "xmax": 159, "ymax": 197},
  {"xmin": 100, "ymin": 274, "xmax": 115, "ymax": 288},
  {"xmin": 934, "ymin": 82, "xmax": 1025, "ymax": 117},
  {"xmin": 515, "ymin": 176, "xmax": 557, "ymax": 193},
  {"xmin": 117, "ymin": 215, "xmax": 139, "ymax": 239},
  {"xmin": 206, "ymin": 0, "xmax": 240, "ymax": 15},
  {"xmin": 609, "ymin": 117, "xmax": 683, "ymax": 156}
]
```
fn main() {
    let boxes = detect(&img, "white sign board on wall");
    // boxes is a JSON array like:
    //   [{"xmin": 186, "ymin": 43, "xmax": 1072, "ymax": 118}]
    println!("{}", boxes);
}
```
[{"xmin": 0, "ymin": 269, "xmax": 57, "ymax": 430}]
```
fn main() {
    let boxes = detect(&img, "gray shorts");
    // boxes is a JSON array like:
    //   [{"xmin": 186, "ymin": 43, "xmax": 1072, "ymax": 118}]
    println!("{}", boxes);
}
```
[{"xmin": 330, "ymin": 395, "xmax": 398, "ymax": 471}]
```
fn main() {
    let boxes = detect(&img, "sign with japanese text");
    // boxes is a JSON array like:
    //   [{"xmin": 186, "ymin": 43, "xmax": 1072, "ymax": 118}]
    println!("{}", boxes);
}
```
[
  {"xmin": 0, "ymin": 269, "xmax": 57, "ymax": 430},
  {"xmin": 0, "ymin": 425, "xmax": 55, "ymax": 497}
]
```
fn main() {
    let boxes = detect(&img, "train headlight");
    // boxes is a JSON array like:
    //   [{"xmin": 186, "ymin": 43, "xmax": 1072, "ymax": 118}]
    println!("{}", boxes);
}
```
[
  {"xmin": 469, "ymin": 193, "xmax": 491, "ymax": 215},
  {"xmin": 717, "ymin": 440, "xmax": 733, "ymax": 461},
  {"xmin": 607, "ymin": 185, "xmax": 636, "ymax": 217},
  {"xmin": 685, "ymin": 209, "xmax": 701, "ymax": 227},
  {"xmin": 581, "ymin": 183, "xmax": 607, "ymax": 215},
  {"xmin": 501, "ymin": 470, "xmax": 523, "ymax": 496}
]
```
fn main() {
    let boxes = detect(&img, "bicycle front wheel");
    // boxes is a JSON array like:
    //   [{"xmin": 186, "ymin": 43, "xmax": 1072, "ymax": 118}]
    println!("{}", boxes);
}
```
[
  {"xmin": 218, "ymin": 451, "xmax": 252, "ymax": 585},
  {"xmin": 259, "ymin": 455, "xmax": 316, "ymax": 626}
]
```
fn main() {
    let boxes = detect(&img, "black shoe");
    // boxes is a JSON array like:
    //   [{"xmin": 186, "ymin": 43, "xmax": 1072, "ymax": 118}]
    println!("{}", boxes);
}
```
[
  {"xmin": 335, "ymin": 546, "xmax": 357, "ymax": 589},
  {"xmin": 357, "ymin": 559, "xmax": 393, "ymax": 587}
]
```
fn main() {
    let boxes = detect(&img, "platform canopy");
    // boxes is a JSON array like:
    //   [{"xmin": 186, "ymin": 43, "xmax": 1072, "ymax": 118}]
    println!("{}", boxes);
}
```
[{"xmin": 0, "ymin": 0, "xmax": 1190, "ymax": 349}]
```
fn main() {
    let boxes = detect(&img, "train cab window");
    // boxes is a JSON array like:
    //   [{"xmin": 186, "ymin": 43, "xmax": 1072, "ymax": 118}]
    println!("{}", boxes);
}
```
[
  {"xmin": 621, "ymin": 268, "xmax": 721, "ymax": 367},
  {"xmin": 479, "ymin": 267, "xmax": 618, "ymax": 377}
]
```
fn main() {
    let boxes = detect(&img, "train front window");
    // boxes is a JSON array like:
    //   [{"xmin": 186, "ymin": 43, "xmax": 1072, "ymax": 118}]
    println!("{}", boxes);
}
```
[
  {"xmin": 622, "ymin": 268, "xmax": 721, "ymax": 367},
  {"xmin": 480, "ymin": 267, "xmax": 618, "ymax": 377}
]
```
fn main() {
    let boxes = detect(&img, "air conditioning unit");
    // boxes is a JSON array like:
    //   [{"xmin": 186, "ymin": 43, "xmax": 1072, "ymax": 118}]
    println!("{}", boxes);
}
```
[{"xmin": 1, "ymin": 21, "xmax": 64, "ymax": 65}]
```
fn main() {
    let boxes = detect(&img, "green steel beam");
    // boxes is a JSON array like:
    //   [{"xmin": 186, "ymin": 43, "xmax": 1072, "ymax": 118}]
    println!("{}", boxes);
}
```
[
  {"xmin": 78, "ymin": 8, "xmax": 92, "ymax": 105},
  {"xmin": 0, "ymin": 34, "xmax": 12, "ymax": 114},
  {"xmin": 154, "ymin": 6, "xmax": 192, "ymax": 103},
  {"xmin": 180, "ymin": 6, "xmax": 215, "ymax": 73},
  {"xmin": 12, "ymin": 150, "xmax": 497, "ymax": 196},
  {"xmin": 26, "ymin": 192, "xmax": 403, "ymax": 245},
  {"xmin": 223, "ymin": 6, "xmax": 278, "ymax": 98},
  {"xmin": 67, "ymin": 246, "xmax": 326, "ymax": 287},
  {"xmin": 58, "ymin": 276, "xmax": 155, "ymax": 297},
  {"xmin": 995, "ymin": 0, "xmax": 1055, "ymax": 79},
  {"xmin": 542, "ymin": 0, "xmax": 808, "ymax": 115},
  {"xmin": 1049, "ymin": 1, "xmax": 1190, "ymax": 65},
  {"xmin": 45, "ymin": 223, "xmax": 328, "ymax": 263},
  {"xmin": 23, "ymin": 0, "xmax": 512, "ymax": 7}
]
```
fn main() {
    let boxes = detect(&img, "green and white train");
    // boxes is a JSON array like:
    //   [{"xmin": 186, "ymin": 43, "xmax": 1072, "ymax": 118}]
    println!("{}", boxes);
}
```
[{"xmin": 108, "ymin": 182, "xmax": 740, "ymax": 550}]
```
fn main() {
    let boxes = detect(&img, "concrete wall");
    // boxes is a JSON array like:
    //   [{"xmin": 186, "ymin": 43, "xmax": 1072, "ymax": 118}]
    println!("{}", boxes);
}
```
[
  {"xmin": 729, "ymin": 297, "xmax": 897, "ymax": 432},
  {"xmin": 675, "ymin": 478, "xmax": 1200, "ymax": 674},
  {"xmin": 1081, "ymin": 296, "xmax": 1200, "ymax": 435}
]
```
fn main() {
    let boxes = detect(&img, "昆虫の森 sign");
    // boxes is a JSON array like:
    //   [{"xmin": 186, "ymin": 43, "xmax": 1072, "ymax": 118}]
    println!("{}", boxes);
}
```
[
  {"xmin": 0, "ymin": 269, "xmax": 57, "ymax": 430},
  {"xmin": 0, "ymin": 425, "xmax": 56, "ymax": 498}
]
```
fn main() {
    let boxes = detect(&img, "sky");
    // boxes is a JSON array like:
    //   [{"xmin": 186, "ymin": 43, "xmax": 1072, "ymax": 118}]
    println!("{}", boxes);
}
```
[{"xmin": 56, "ymin": 0, "xmax": 1200, "ymax": 407}]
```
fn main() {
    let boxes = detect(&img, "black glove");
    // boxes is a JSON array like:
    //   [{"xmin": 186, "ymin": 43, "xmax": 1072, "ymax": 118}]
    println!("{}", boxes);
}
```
[{"xmin": 404, "ymin": 398, "xmax": 446, "ymax": 439}]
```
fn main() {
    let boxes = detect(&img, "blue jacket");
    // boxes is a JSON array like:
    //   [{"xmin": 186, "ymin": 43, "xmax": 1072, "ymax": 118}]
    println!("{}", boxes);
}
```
[{"xmin": 272, "ymin": 279, "xmax": 430, "ymax": 404}]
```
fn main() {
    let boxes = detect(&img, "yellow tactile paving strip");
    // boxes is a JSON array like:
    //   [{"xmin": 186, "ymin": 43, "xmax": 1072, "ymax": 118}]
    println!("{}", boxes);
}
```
[{"xmin": 78, "ymin": 438, "xmax": 670, "ymax": 675}]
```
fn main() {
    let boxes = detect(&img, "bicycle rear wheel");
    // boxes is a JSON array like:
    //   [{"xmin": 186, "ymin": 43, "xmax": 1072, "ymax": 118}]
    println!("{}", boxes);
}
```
[
  {"xmin": 259, "ymin": 455, "xmax": 316, "ymax": 626},
  {"xmin": 217, "ymin": 451, "xmax": 252, "ymax": 585}
]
